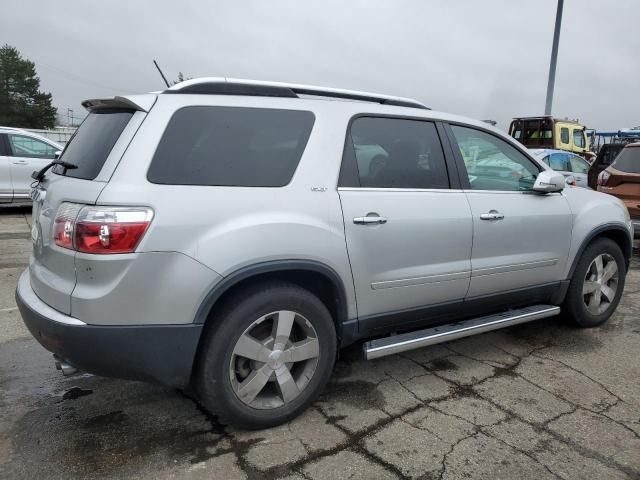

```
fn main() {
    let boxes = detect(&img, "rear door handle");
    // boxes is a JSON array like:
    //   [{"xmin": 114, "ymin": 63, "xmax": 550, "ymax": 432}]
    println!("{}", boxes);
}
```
[
  {"xmin": 11, "ymin": 159, "xmax": 28, "ymax": 165},
  {"xmin": 354, "ymin": 214, "xmax": 387, "ymax": 225},
  {"xmin": 480, "ymin": 210, "xmax": 504, "ymax": 221}
]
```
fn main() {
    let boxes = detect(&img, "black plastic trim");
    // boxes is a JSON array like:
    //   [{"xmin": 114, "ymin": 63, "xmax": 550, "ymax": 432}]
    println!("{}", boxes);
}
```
[
  {"xmin": 164, "ymin": 82, "xmax": 429, "ymax": 110},
  {"xmin": 16, "ymin": 291, "xmax": 202, "ymax": 388},
  {"xmin": 567, "ymin": 223, "xmax": 633, "ymax": 277},
  {"xmin": 164, "ymin": 83, "xmax": 298, "ymax": 98},
  {"xmin": 355, "ymin": 281, "xmax": 566, "ymax": 340},
  {"xmin": 193, "ymin": 259, "xmax": 349, "ymax": 331},
  {"xmin": 0, "ymin": 133, "xmax": 9, "ymax": 156}
]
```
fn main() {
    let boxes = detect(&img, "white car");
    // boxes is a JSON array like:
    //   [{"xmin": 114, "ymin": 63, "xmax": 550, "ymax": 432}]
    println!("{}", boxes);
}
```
[
  {"xmin": 0, "ymin": 127, "xmax": 63, "ymax": 203},
  {"xmin": 529, "ymin": 148, "xmax": 591, "ymax": 188}
]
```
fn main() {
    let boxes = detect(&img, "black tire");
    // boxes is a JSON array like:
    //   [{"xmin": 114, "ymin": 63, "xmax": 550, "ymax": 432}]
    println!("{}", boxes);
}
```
[
  {"xmin": 563, "ymin": 237, "xmax": 626, "ymax": 327},
  {"xmin": 196, "ymin": 281, "xmax": 337, "ymax": 430}
]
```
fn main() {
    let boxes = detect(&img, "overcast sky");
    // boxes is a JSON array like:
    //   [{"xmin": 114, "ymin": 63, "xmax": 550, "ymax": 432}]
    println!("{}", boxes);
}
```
[{"xmin": 3, "ymin": 0, "xmax": 639, "ymax": 131}]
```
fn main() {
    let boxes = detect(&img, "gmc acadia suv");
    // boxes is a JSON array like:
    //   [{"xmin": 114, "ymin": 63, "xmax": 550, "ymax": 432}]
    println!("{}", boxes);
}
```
[{"xmin": 16, "ymin": 78, "xmax": 633, "ymax": 429}]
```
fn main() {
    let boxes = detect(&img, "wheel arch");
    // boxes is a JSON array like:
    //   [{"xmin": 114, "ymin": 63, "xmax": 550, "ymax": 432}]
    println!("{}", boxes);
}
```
[
  {"xmin": 567, "ymin": 223, "xmax": 632, "ymax": 278},
  {"xmin": 193, "ymin": 260, "xmax": 352, "ymax": 342}
]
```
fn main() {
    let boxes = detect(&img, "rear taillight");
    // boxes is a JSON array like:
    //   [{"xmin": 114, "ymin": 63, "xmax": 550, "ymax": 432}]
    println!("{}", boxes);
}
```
[
  {"xmin": 53, "ymin": 203, "xmax": 153, "ymax": 254},
  {"xmin": 597, "ymin": 170, "xmax": 611, "ymax": 186},
  {"xmin": 53, "ymin": 203, "xmax": 83, "ymax": 249}
]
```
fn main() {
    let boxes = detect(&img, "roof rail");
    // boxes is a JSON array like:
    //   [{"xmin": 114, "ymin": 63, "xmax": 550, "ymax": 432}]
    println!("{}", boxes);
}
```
[{"xmin": 164, "ymin": 77, "xmax": 430, "ymax": 110}]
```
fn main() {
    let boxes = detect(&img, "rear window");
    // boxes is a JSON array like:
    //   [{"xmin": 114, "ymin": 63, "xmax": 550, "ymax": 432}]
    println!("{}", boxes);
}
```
[
  {"xmin": 54, "ymin": 109, "xmax": 134, "ymax": 180},
  {"xmin": 611, "ymin": 147, "xmax": 640, "ymax": 173},
  {"xmin": 147, "ymin": 106, "xmax": 315, "ymax": 187}
]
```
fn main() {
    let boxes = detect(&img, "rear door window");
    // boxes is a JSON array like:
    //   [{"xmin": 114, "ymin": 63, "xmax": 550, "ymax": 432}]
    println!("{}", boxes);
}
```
[
  {"xmin": 340, "ymin": 116, "xmax": 449, "ymax": 189},
  {"xmin": 8, "ymin": 135, "xmax": 58, "ymax": 159},
  {"xmin": 55, "ymin": 109, "xmax": 134, "ymax": 180},
  {"xmin": 147, "ymin": 106, "xmax": 315, "ymax": 187},
  {"xmin": 547, "ymin": 152, "xmax": 570, "ymax": 171},
  {"xmin": 568, "ymin": 154, "xmax": 590, "ymax": 174},
  {"xmin": 560, "ymin": 127, "xmax": 570, "ymax": 144}
]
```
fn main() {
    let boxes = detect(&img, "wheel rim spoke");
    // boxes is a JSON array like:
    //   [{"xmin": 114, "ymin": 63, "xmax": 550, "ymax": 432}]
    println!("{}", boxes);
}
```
[
  {"xmin": 285, "ymin": 337, "xmax": 320, "ymax": 363},
  {"xmin": 275, "ymin": 365, "xmax": 300, "ymax": 403},
  {"xmin": 602, "ymin": 262, "xmax": 618, "ymax": 282},
  {"xmin": 236, "ymin": 364, "xmax": 273, "ymax": 404},
  {"xmin": 233, "ymin": 333, "xmax": 271, "ymax": 362},
  {"xmin": 594, "ymin": 255, "xmax": 604, "ymax": 277},
  {"xmin": 272, "ymin": 310, "xmax": 296, "ymax": 349},
  {"xmin": 601, "ymin": 284, "xmax": 616, "ymax": 302},
  {"xmin": 588, "ymin": 288, "xmax": 602, "ymax": 312},
  {"xmin": 582, "ymin": 281, "xmax": 599, "ymax": 295}
]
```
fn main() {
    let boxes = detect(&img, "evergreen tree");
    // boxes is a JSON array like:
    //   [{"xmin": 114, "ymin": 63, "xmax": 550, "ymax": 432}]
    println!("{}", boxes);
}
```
[{"xmin": 0, "ymin": 45, "xmax": 57, "ymax": 128}]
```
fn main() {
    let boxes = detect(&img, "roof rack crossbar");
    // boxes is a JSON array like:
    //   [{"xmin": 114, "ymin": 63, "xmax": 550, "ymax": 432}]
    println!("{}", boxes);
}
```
[{"xmin": 164, "ymin": 78, "xmax": 430, "ymax": 110}]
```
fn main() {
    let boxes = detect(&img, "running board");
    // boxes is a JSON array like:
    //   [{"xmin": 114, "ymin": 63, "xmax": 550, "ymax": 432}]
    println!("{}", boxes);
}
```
[{"xmin": 363, "ymin": 304, "xmax": 560, "ymax": 360}]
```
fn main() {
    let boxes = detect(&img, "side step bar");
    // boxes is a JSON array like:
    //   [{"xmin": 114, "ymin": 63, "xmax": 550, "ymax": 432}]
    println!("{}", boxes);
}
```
[{"xmin": 363, "ymin": 304, "xmax": 560, "ymax": 360}]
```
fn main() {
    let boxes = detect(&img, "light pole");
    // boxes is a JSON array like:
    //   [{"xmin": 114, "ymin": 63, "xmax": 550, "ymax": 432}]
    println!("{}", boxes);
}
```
[{"xmin": 545, "ymin": 0, "xmax": 565, "ymax": 115}]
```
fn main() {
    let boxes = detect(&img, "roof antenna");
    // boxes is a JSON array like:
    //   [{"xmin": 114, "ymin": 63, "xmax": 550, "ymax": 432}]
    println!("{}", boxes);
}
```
[{"xmin": 153, "ymin": 60, "xmax": 170, "ymax": 88}]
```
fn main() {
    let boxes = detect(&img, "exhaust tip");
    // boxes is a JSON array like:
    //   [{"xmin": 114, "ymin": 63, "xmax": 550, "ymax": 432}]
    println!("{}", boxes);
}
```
[{"xmin": 53, "ymin": 355, "xmax": 79, "ymax": 377}]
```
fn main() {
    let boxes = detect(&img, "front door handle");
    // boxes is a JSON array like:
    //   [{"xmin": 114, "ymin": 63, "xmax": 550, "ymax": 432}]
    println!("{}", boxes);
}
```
[
  {"xmin": 354, "ymin": 213, "xmax": 387, "ymax": 225},
  {"xmin": 11, "ymin": 159, "xmax": 28, "ymax": 165},
  {"xmin": 480, "ymin": 210, "xmax": 504, "ymax": 221}
]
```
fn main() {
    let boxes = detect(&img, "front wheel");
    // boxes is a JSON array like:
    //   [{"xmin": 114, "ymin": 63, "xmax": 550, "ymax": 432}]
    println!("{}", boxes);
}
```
[
  {"xmin": 564, "ymin": 238, "xmax": 626, "ymax": 327},
  {"xmin": 196, "ymin": 282, "xmax": 337, "ymax": 429}
]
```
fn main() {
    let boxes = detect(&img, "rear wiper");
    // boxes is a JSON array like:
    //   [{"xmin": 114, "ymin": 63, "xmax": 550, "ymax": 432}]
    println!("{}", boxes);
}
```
[{"xmin": 31, "ymin": 159, "xmax": 78, "ymax": 182}]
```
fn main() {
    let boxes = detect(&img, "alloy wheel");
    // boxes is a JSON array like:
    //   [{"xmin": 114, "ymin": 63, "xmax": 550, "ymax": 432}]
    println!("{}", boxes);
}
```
[
  {"xmin": 582, "ymin": 253, "xmax": 619, "ymax": 315},
  {"xmin": 229, "ymin": 310, "xmax": 320, "ymax": 409}
]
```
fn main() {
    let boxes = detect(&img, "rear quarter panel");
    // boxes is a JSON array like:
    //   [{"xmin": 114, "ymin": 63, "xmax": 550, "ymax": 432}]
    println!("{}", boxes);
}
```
[{"xmin": 96, "ymin": 95, "xmax": 358, "ymax": 320}]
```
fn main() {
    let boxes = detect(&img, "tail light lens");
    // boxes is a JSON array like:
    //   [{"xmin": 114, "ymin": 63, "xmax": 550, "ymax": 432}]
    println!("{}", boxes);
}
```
[
  {"xmin": 53, "ymin": 203, "xmax": 83, "ymax": 249},
  {"xmin": 53, "ymin": 203, "xmax": 153, "ymax": 254},
  {"xmin": 598, "ymin": 170, "xmax": 611, "ymax": 186}
]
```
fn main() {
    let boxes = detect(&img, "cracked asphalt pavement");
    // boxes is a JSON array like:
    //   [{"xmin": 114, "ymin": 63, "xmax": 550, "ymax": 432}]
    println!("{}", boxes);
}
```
[{"xmin": 1, "ymin": 206, "xmax": 639, "ymax": 479}]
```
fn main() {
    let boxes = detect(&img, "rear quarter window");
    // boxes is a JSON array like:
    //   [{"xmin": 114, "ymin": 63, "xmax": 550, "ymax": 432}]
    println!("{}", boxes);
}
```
[
  {"xmin": 147, "ymin": 106, "xmax": 315, "ymax": 187},
  {"xmin": 54, "ymin": 109, "xmax": 134, "ymax": 180}
]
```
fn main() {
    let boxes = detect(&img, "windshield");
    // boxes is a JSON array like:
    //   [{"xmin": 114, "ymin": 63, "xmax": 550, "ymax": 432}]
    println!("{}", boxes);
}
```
[
  {"xmin": 612, "ymin": 147, "xmax": 640, "ymax": 174},
  {"xmin": 54, "ymin": 109, "xmax": 134, "ymax": 180}
]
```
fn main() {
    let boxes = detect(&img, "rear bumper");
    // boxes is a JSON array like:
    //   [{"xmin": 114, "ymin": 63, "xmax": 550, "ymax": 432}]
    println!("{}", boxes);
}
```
[{"xmin": 15, "ymin": 269, "xmax": 203, "ymax": 388}]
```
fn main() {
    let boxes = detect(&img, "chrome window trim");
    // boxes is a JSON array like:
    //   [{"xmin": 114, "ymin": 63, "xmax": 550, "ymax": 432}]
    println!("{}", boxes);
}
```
[{"xmin": 337, "ymin": 187, "xmax": 464, "ymax": 193}]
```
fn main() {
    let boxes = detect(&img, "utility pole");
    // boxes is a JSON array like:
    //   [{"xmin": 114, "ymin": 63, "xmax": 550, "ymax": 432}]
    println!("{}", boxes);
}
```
[{"xmin": 545, "ymin": 0, "xmax": 564, "ymax": 115}]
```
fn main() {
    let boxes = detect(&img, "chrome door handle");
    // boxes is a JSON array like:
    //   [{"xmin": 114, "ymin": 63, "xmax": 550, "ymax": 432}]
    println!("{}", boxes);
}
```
[
  {"xmin": 480, "ymin": 210, "xmax": 504, "ymax": 221},
  {"xmin": 354, "ymin": 214, "xmax": 387, "ymax": 225}
]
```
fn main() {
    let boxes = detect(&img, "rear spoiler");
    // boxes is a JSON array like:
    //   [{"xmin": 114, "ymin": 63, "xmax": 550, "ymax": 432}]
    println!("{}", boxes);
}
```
[{"xmin": 81, "ymin": 94, "xmax": 157, "ymax": 113}]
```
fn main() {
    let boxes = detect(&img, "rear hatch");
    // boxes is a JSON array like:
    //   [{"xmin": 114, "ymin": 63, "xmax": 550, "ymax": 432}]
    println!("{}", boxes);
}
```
[{"xmin": 30, "ymin": 96, "xmax": 155, "ymax": 314}]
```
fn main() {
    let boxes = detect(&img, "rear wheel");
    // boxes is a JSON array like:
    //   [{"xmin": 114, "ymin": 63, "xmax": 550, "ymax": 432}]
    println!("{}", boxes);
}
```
[
  {"xmin": 564, "ymin": 238, "xmax": 625, "ymax": 327},
  {"xmin": 197, "ymin": 282, "xmax": 337, "ymax": 429}
]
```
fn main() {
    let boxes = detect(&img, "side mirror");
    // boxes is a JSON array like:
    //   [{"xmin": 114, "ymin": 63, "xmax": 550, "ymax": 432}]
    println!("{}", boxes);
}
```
[
  {"xmin": 55, "ymin": 150, "xmax": 62, "ymax": 160},
  {"xmin": 533, "ymin": 170, "xmax": 565, "ymax": 193}
]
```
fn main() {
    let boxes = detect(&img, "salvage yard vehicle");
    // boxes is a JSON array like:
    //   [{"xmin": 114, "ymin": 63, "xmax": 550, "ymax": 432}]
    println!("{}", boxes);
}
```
[
  {"xmin": 529, "ymin": 148, "xmax": 591, "ymax": 188},
  {"xmin": 509, "ymin": 116, "xmax": 594, "ymax": 161},
  {"xmin": 597, "ymin": 142, "xmax": 640, "ymax": 240},
  {"xmin": 0, "ymin": 127, "xmax": 62, "ymax": 204},
  {"xmin": 16, "ymin": 79, "xmax": 633, "ymax": 429}
]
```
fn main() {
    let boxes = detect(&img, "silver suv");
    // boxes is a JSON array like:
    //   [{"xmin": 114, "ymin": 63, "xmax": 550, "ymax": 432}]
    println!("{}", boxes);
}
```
[{"xmin": 16, "ymin": 78, "xmax": 633, "ymax": 429}]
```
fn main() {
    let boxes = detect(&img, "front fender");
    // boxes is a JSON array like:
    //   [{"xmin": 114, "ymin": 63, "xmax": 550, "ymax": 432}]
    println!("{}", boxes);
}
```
[{"xmin": 563, "ymin": 188, "xmax": 632, "ymax": 278}]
